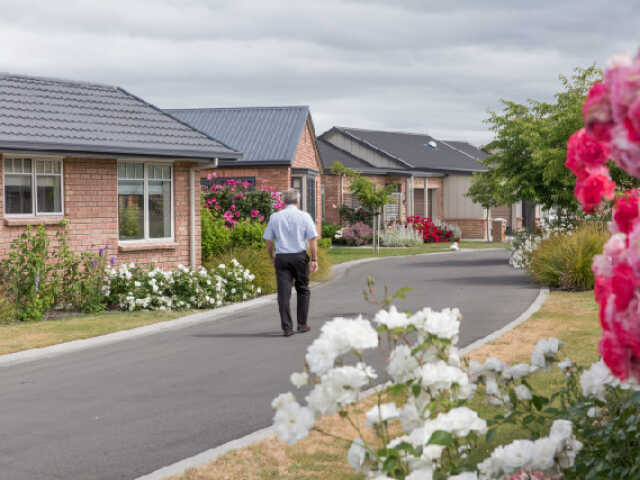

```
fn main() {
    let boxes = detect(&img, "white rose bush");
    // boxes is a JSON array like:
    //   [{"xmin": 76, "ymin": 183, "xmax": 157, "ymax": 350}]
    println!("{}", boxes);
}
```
[
  {"xmin": 104, "ymin": 258, "xmax": 260, "ymax": 311},
  {"xmin": 271, "ymin": 280, "xmax": 640, "ymax": 479}
]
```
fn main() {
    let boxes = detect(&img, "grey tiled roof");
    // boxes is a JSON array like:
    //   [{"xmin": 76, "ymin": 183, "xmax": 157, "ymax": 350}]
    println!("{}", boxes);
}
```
[
  {"xmin": 334, "ymin": 127, "xmax": 487, "ymax": 173},
  {"xmin": 166, "ymin": 106, "xmax": 310, "ymax": 166},
  {"xmin": 0, "ymin": 73, "xmax": 240, "ymax": 160}
]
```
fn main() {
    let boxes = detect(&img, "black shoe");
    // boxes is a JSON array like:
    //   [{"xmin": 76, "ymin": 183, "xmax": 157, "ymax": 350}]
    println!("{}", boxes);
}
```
[
  {"xmin": 283, "ymin": 330, "xmax": 295, "ymax": 337},
  {"xmin": 297, "ymin": 324, "xmax": 310, "ymax": 333}
]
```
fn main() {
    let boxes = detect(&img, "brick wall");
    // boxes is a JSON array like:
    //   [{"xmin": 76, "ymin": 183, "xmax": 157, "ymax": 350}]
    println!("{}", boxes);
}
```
[
  {"xmin": 292, "ymin": 118, "xmax": 322, "ymax": 232},
  {"xmin": 0, "ymin": 156, "xmax": 200, "ymax": 270},
  {"xmin": 322, "ymin": 174, "xmax": 341, "ymax": 224},
  {"xmin": 200, "ymin": 166, "xmax": 291, "ymax": 194},
  {"xmin": 443, "ymin": 218, "xmax": 487, "ymax": 240}
]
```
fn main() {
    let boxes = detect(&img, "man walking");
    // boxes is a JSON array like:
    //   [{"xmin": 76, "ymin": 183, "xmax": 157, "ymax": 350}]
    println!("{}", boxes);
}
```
[{"xmin": 263, "ymin": 189, "xmax": 319, "ymax": 336}]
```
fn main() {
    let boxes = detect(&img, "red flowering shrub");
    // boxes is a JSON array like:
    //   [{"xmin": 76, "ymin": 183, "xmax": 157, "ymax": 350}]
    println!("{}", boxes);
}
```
[{"xmin": 404, "ymin": 216, "xmax": 459, "ymax": 243}]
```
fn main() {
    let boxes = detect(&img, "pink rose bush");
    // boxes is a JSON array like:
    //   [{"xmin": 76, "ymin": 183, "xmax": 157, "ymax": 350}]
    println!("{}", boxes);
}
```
[
  {"xmin": 566, "ymin": 49, "xmax": 640, "ymax": 383},
  {"xmin": 202, "ymin": 173, "xmax": 281, "ymax": 228}
]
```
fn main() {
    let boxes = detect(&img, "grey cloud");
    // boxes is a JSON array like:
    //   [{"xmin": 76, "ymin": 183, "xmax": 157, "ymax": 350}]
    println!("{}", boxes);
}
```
[{"xmin": 0, "ymin": 0, "xmax": 638, "ymax": 146}]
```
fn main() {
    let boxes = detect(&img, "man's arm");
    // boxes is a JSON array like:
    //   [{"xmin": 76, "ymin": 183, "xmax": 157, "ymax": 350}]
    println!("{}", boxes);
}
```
[
  {"xmin": 265, "ymin": 239, "xmax": 275, "ymax": 266},
  {"xmin": 308, "ymin": 237, "xmax": 318, "ymax": 273}
]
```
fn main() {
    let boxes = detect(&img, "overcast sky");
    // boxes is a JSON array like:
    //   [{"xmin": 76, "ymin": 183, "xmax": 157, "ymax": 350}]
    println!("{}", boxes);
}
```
[{"xmin": 0, "ymin": 0, "xmax": 638, "ymax": 146}]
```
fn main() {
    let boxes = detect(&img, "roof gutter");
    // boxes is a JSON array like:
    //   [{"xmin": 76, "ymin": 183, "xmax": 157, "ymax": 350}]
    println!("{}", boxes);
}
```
[{"xmin": 0, "ymin": 143, "xmax": 241, "ymax": 163}]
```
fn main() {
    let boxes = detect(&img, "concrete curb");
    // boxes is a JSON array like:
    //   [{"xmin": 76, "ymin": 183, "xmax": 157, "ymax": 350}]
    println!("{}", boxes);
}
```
[
  {"xmin": 0, "ymin": 247, "xmax": 504, "ymax": 369},
  {"xmin": 134, "ymin": 285, "xmax": 549, "ymax": 480}
]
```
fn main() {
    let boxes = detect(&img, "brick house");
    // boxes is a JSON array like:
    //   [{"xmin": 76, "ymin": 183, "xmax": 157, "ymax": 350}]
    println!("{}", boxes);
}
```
[
  {"xmin": 166, "ymin": 106, "xmax": 323, "ymax": 232},
  {"xmin": 0, "ymin": 73, "xmax": 240, "ymax": 269},
  {"xmin": 319, "ymin": 127, "xmax": 496, "ymax": 239}
]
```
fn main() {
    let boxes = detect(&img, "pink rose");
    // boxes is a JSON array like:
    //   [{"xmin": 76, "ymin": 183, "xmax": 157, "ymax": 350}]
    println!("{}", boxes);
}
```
[
  {"xmin": 611, "ymin": 263, "xmax": 636, "ymax": 312},
  {"xmin": 583, "ymin": 81, "xmax": 615, "ymax": 142},
  {"xmin": 566, "ymin": 128, "xmax": 610, "ymax": 178},
  {"xmin": 574, "ymin": 165, "xmax": 615, "ymax": 212},
  {"xmin": 600, "ymin": 330, "xmax": 631, "ymax": 380},
  {"xmin": 613, "ymin": 189, "xmax": 640, "ymax": 234}
]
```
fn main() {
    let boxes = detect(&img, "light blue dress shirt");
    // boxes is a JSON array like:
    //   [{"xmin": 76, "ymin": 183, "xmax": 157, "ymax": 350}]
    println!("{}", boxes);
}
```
[{"xmin": 263, "ymin": 205, "xmax": 318, "ymax": 254}]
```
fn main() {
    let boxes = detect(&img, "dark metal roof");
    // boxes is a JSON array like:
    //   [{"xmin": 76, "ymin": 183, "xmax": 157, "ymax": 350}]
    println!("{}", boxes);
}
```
[
  {"xmin": 334, "ymin": 127, "xmax": 487, "ymax": 173},
  {"xmin": 317, "ymin": 138, "xmax": 375, "ymax": 170},
  {"xmin": 166, "ymin": 106, "xmax": 310, "ymax": 166},
  {"xmin": 0, "ymin": 73, "xmax": 240, "ymax": 161},
  {"xmin": 317, "ymin": 138, "xmax": 442, "ymax": 178},
  {"xmin": 441, "ymin": 140, "xmax": 489, "ymax": 162}
]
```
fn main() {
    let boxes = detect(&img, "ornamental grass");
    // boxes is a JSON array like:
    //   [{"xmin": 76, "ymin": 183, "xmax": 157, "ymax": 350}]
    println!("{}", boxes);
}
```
[{"xmin": 528, "ymin": 223, "xmax": 608, "ymax": 291}]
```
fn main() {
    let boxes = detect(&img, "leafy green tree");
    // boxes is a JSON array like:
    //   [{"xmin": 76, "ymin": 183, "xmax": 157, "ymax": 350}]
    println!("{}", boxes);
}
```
[
  {"xmin": 468, "ymin": 65, "xmax": 638, "ymax": 217},
  {"xmin": 330, "ymin": 162, "xmax": 396, "ymax": 253}
]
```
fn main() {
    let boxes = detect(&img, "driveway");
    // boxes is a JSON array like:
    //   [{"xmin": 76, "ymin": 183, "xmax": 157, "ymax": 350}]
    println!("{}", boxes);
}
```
[{"xmin": 0, "ymin": 249, "xmax": 538, "ymax": 480}]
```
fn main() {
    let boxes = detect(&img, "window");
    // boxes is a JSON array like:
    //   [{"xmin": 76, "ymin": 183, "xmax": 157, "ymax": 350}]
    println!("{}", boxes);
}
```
[
  {"xmin": 306, "ymin": 176, "xmax": 316, "ymax": 221},
  {"xmin": 3, "ymin": 157, "xmax": 63, "ymax": 216},
  {"xmin": 291, "ymin": 176, "xmax": 302, "ymax": 204},
  {"xmin": 118, "ymin": 163, "xmax": 172, "ymax": 241}
]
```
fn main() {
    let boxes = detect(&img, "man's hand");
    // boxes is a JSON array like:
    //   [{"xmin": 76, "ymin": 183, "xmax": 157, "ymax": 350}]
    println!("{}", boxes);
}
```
[{"xmin": 310, "ymin": 260, "xmax": 318, "ymax": 274}]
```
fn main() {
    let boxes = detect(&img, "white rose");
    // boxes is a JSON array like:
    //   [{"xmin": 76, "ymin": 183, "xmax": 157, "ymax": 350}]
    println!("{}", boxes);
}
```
[{"xmin": 290, "ymin": 372, "xmax": 309, "ymax": 388}]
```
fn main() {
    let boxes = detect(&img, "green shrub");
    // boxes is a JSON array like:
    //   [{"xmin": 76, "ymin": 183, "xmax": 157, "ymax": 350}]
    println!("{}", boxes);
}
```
[
  {"xmin": 201, "ymin": 208, "xmax": 232, "ymax": 261},
  {"xmin": 0, "ymin": 225, "xmax": 56, "ymax": 321},
  {"xmin": 0, "ymin": 287, "xmax": 15, "ymax": 324},
  {"xmin": 339, "ymin": 205, "xmax": 373, "ymax": 225},
  {"xmin": 204, "ymin": 246, "xmax": 332, "ymax": 295},
  {"xmin": 230, "ymin": 220, "xmax": 265, "ymax": 249},
  {"xmin": 321, "ymin": 222, "xmax": 339, "ymax": 239},
  {"xmin": 529, "ymin": 223, "xmax": 609, "ymax": 290},
  {"xmin": 318, "ymin": 238, "xmax": 332, "ymax": 250}
]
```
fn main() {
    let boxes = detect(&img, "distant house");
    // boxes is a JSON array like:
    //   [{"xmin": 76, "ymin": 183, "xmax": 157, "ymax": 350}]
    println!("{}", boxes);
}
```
[
  {"xmin": 319, "ymin": 127, "xmax": 498, "ymax": 239},
  {"xmin": 166, "ymin": 106, "xmax": 323, "ymax": 231},
  {"xmin": 0, "ymin": 73, "xmax": 239, "ymax": 268}
]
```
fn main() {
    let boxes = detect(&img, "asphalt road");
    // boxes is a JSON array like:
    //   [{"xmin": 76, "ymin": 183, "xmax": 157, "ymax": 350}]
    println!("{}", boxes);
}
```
[{"xmin": 0, "ymin": 249, "xmax": 539, "ymax": 480}]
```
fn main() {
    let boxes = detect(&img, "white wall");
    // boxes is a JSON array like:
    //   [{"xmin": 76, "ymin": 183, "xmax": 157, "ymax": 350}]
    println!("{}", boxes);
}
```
[{"xmin": 443, "ymin": 174, "xmax": 485, "ymax": 219}]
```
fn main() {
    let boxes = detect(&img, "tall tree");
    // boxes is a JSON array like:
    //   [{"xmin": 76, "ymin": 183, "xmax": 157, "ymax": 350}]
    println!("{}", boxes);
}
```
[{"xmin": 467, "ymin": 65, "xmax": 637, "ymax": 214}]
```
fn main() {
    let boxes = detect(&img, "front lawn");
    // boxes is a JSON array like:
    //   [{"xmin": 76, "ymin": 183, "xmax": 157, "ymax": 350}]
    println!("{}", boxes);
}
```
[
  {"xmin": 169, "ymin": 290, "xmax": 600, "ymax": 480},
  {"xmin": 0, "ymin": 310, "xmax": 192, "ymax": 356},
  {"xmin": 328, "ymin": 241, "xmax": 509, "ymax": 264}
]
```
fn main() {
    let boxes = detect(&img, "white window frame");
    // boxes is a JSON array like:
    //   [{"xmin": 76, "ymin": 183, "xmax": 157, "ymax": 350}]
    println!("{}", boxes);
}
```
[
  {"xmin": 2, "ymin": 154, "xmax": 64, "ymax": 217},
  {"xmin": 117, "ymin": 161, "xmax": 175, "ymax": 243}
]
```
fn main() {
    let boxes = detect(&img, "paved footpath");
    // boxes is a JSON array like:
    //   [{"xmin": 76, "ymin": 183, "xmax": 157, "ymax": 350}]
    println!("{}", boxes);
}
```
[{"xmin": 0, "ymin": 249, "xmax": 538, "ymax": 480}]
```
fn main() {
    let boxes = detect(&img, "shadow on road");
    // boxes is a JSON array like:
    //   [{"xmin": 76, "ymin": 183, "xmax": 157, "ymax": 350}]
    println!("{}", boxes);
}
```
[
  {"xmin": 191, "ymin": 332, "xmax": 284, "ymax": 339},
  {"xmin": 407, "ymin": 257, "xmax": 509, "ymax": 268},
  {"xmin": 440, "ymin": 275, "xmax": 531, "ymax": 287}
]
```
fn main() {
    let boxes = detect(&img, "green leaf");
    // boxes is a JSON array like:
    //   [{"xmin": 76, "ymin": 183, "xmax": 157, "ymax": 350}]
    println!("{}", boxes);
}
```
[
  {"xmin": 427, "ymin": 430, "xmax": 454, "ymax": 446},
  {"xmin": 485, "ymin": 428, "xmax": 497, "ymax": 444},
  {"xmin": 532, "ymin": 395, "xmax": 549, "ymax": 411}
]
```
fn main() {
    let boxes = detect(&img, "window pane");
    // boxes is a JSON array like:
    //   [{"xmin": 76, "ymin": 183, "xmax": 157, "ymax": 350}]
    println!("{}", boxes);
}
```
[
  {"xmin": 36, "ymin": 175, "xmax": 62, "ymax": 213},
  {"xmin": 3, "ymin": 158, "xmax": 12, "ymax": 173},
  {"xmin": 118, "ymin": 180, "xmax": 144, "ymax": 240},
  {"xmin": 36, "ymin": 160, "xmax": 45, "ymax": 174},
  {"xmin": 5, "ymin": 175, "xmax": 32, "ymax": 214},
  {"xmin": 23, "ymin": 159, "xmax": 32, "ymax": 173},
  {"xmin": 52, "ymin": 160, "xmax": 60, "ymax": 174},
  {"xmin": 118, "ymin": 163, "xmax": 126, "ymax": 178},
  {"xmin": 148, "ymin": 180, "xmax": 171, "ymax": 238}
]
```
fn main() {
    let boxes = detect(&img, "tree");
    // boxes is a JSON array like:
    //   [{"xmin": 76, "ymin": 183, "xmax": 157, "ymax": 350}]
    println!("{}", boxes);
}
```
[
  {"xmin": 330, "ymin": 162, "xmax": 396, "ymax": 254},
  {"xmin": 468, "ymin": 65, "xmax": 638, "ymax": 218}
]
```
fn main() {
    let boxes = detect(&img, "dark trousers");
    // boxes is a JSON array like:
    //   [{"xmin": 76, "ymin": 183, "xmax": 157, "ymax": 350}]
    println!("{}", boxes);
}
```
[{"xmin": 275, "ymin": 251, "xmax": 310, "ymax": 332}]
